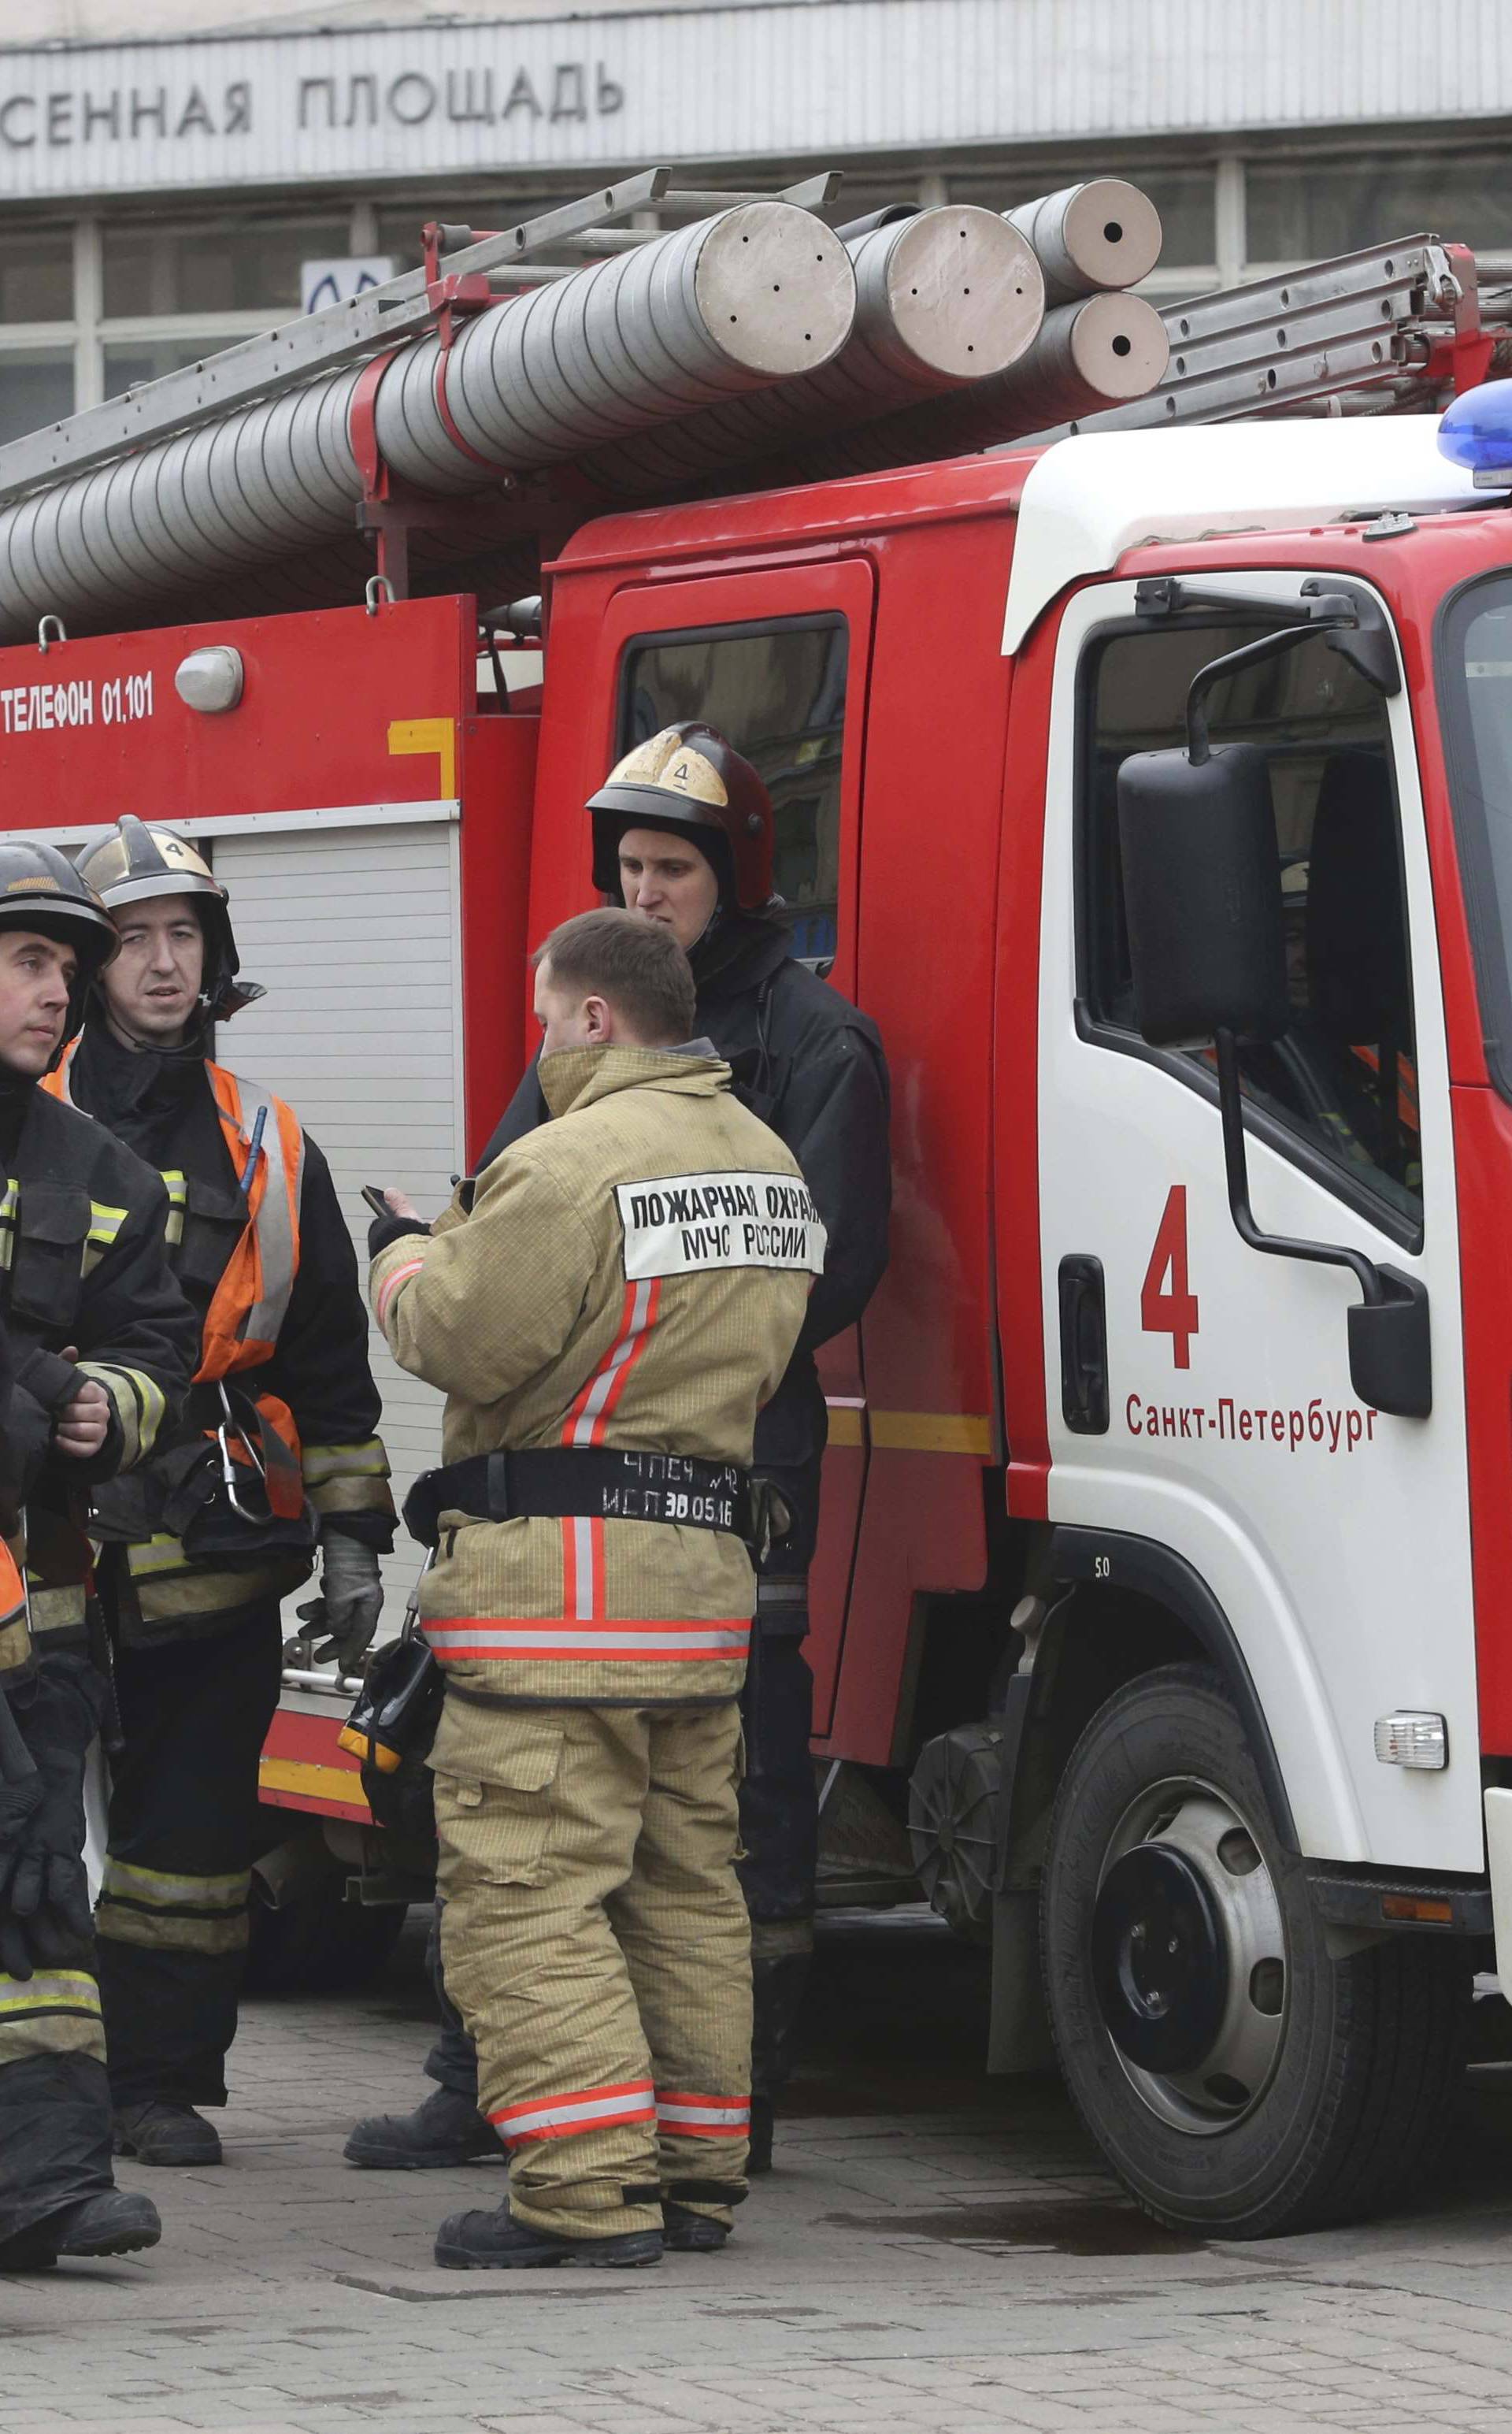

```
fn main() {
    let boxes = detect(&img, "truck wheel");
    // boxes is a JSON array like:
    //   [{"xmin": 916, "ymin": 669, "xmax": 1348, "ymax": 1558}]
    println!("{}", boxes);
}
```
[
  {"xmin": 245, "ymin": 1872, "xmax": 408, "ymax": 1995},
  {"xmin": 1040, "ymin": 1662, "xmax": 1467, "ymax": 2238}
]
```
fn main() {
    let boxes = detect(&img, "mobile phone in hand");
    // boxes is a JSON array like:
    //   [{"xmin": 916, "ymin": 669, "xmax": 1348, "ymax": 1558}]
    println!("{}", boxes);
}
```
[{"xmin": 361, "ymin": 1185, "xmax": 394, "ymax": 1220}]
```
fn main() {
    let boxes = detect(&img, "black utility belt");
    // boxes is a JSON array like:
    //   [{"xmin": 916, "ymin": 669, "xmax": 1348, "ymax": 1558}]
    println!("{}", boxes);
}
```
[{"xmin": 402, "ymin": 1449, "xmax": 755, "ymax": 1552}]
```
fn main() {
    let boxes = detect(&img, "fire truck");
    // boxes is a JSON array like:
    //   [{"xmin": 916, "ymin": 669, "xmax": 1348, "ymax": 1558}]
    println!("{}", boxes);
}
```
[{"xmin": 2, "ymin": 171, "xmax": 1512, "ymax": 2239}]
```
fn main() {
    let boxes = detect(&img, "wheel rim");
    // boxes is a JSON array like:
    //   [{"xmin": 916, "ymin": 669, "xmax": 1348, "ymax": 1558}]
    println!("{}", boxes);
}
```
[{"xmin": 1089, "ymin": 1776, "xmax": 1286, "ymax": 2135}]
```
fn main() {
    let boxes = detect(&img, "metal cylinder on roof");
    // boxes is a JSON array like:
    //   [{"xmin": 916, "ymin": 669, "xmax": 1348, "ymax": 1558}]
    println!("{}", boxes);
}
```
[
  {"xmin": 0, "ymin": 202, "xmax": 856, "ymax": 643},
  {"xmin": 568, "ymin": 206, "xmax": 1047, "ymax": 501},
  {"xmin": 1006, "ymin": 180, "xmax": 1164, "ymax": 306},
  {"xmin": 766, "ymin": 291, "xmax": 1171, "ymax": 484}
]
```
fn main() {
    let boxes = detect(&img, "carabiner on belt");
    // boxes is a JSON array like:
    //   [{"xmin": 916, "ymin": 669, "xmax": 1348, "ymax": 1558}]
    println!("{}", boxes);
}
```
[{"xmin": 215, "ymin": 1382, "xmax": 271, "ymax": 1525}]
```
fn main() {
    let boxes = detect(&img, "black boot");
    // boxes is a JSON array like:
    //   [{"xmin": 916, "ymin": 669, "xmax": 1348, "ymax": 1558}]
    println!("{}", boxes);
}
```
[
  {"xmin": 0, "ymin": 2189, "xmax": 161, "ymax": 2269},
  {"xmin": 662, "ymin": 2202, "xmax": 731, "ymax": 2254},
  {"xmin": 344, "ymin": 2085, "xmax": 499, "ymax": 2169},
  {"xmin": 435, "ymin": 2200, "xmax": 662, "ymax": 2271},
  {"xmin": 113, "ymin": 2101, "xmax": 222, "ymax": 2167}
]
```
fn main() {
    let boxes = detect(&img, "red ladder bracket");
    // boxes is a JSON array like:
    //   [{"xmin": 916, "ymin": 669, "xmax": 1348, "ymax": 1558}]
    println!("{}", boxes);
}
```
[{"xmin": 1424, "ymin": 244, "xmax": 1495, "ymax": 395}]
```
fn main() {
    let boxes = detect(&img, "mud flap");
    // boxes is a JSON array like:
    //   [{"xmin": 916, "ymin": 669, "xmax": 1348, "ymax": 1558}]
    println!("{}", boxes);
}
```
[{"xmin": 986, "ymin": 1888, "xmax": 1054, "ymax": 2075}]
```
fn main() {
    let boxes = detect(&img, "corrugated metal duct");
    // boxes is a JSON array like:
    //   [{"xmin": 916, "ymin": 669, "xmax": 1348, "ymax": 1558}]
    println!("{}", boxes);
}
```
[
  {"xmin": 0, "ymin": 202, "xmax": 856, "ymax": 644},
  {"xmin": 765, "ymin": 292, "xmax": 1171, "ymax": 483},
  {"xmin": 569, "ymin": 206, "xmax": 1046, "ymax": 502}
]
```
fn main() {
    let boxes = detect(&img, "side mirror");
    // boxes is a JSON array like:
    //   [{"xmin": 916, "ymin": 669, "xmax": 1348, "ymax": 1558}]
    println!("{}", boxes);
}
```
[
  {"xmin": 1115, "ymin": 736, "xmax": 1431, "ymax": 1423},
  {"xmin": 1117, "ymin": 741, "xmax": 1290, "ymax": 1050}
]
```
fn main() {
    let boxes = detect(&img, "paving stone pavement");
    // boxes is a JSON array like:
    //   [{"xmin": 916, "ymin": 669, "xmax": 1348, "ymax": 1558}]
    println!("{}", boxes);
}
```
[{"xmin": 6, "ymin": 1906, "xmax": 1512, "ymax": 2432}]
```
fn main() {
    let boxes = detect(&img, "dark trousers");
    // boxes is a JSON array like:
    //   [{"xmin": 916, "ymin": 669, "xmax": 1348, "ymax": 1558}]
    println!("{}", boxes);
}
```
[
  {"xmin": 0, "ymin": 2054, "xmax": 115, "ymax": 2245},
  {"xmin": 96, "ymin": 1605, "xmax": 284, "ymax": 2108},
  {"xmin": 424, "ymin": 1631, "xmax": 819, "ymax": 2105}
]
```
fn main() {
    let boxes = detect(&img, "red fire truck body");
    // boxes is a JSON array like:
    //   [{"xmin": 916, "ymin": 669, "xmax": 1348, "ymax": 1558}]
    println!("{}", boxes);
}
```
[{"xmin": 6, "ymin": 407, "xmax": 1512, "ymax": 2234}]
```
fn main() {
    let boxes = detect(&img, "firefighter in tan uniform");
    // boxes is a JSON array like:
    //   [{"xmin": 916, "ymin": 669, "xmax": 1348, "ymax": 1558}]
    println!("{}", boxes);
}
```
[{"xmin": 369, "ymin": 909, "xmax": 820, "ymax": 2269}]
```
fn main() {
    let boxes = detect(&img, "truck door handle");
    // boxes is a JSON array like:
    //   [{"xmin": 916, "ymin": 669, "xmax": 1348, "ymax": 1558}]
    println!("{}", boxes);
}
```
[{"xmin": 1058, "ymin": 1255, "xmax": 1109, "ymax": 1434}]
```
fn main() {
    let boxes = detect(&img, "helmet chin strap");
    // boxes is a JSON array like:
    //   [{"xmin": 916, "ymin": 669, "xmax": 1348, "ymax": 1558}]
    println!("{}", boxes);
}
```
[{"xmin": 99, "ymin": 996, "xmax": 208, "ymax": 1061}]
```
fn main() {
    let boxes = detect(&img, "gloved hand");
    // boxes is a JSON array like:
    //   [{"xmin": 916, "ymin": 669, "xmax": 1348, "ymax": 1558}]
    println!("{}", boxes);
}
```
[
  {"xmin": 0, "ymin": 1655, "xmax": 106, "ymax": 1979},
  {"xmin": 295, "ymin": 1531, "xmax": 384, "ymax": 1673}
]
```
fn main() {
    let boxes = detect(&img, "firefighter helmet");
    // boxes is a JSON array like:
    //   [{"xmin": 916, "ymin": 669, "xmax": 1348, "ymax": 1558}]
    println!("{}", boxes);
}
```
[
  {"xmin": 588, "ymin": 725, "xmax": 775, "ymax": 912},
  {"xmin": 76, "ymin": 816, "xmax": 256, "ymax": 1022},
  {"xmin": 0, "ymin": 840, "xmax": 118, "ymax": 1047}
]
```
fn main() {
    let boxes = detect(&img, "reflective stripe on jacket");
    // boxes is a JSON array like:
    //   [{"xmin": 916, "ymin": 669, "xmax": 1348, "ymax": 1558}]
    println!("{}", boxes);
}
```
[
  {"xmin": 46, "ymin": 1037, "xmax": 391, "ymax": 1633},
  {"xmin": 371, "ymin": 1043, "xmax": 819, "ymax": 1712}
]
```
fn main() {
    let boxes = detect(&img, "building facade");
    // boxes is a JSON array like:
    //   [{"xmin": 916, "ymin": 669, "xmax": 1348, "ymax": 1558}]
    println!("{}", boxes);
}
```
[{"xmin": 2, "ymin": 0, "xmax": 1511, "ymax": 443}]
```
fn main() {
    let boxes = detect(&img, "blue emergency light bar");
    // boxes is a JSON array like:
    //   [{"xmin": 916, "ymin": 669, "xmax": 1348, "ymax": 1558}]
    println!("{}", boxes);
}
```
[{"xmin": 1439, "ymin": 382, "xmax": 1512, "ymax": 485}]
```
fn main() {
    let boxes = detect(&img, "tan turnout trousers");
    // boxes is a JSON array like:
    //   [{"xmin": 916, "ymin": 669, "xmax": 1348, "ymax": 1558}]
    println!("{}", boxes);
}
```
[{"xmin": 435, "ymin": 1698, "xmax": 750, "ymax": 2241}]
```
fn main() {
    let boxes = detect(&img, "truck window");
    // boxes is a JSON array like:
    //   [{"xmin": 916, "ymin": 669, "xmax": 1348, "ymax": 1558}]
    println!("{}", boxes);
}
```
[
  {"xmin": 1081, "ymin": 617, "xmax": 1421, "ymax": 1238},
  {"xmin": 621, "ymin": 616, "xmax": 847, "ymax": 964},
  {"xmin": 1437, "ymin": 575, "xmax": 1512, "ymax": 1102}
]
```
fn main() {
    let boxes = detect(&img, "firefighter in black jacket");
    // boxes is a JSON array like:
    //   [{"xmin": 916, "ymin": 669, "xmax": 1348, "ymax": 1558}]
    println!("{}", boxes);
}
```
[
  {"xmin": 0, "ymin": 842, "xmax": 198, "ymax": 2269},
  {"xmin": 52, "ymin": 818, "xmax": 395, "ymax": 2171},
  {"xmin": 347, "ymin": 725, "xmax": 890, "ymax": 2178}
]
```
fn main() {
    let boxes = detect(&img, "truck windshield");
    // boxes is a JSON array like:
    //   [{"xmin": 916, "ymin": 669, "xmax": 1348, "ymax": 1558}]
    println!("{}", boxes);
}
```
[{"xmin": 1440, "ymin": 576, "xmax": 1512, "ymax": 1100}]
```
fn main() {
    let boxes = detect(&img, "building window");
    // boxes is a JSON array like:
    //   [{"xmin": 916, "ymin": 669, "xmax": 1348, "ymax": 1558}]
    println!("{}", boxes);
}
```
[
  {"xmin": 0, "ymin": 351, "xmax": 74, "ymax": 443},
  {"xmin": 102, "ymin": 214, "xmax": 352, "ymax": 318},
  {"xmin": 1246, "ymin": 150, "xmax": 1512, "ymax": 266},
  {"xmin": 1, "ymin": 231, "xmax": 73, "ymax": 326}
]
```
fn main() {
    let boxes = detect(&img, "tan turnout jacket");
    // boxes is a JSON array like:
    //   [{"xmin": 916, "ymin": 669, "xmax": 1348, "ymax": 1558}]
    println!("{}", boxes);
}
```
[{"xmin": 369, "ymin": 1043, "xmax": 822, "ymax": 1708}]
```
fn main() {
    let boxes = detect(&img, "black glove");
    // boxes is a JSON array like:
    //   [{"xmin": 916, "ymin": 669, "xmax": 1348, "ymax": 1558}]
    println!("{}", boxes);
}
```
[{"xmin": 0, "ymin": 1654, "xmax": 107, "ymax": 1976}]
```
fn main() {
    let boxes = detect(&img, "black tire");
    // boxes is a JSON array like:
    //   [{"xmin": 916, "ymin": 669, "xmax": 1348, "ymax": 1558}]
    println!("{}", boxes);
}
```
[
  {"xmin": 1040, "ymin": 1661, "xmax": 1468, "ymax": 2239},
  {"xmin": 244, "ymin": 1871, "xmax": 408, "ymax": 1995}
]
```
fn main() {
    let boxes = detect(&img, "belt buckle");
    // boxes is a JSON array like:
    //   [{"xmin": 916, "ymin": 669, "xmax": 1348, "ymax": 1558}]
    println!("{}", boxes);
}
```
[{"xmin": 484, "ymin": 1449, "xmax": 511, "ymax": 1523}]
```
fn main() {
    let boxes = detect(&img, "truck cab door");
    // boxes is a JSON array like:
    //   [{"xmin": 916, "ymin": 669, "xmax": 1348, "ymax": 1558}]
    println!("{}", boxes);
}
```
[
  {"xmin": 587, "ymin": 563, "xmax": 876, "ymax": 1731},
  {"xmin": 1032, "ymin": 571, "xmax": 1479, "ymax": 1875}
]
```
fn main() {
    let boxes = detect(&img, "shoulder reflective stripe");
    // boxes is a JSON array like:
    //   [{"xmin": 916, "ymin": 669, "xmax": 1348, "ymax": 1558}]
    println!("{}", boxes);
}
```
[
  {"xmin": 488, "ymin": 2080, "xmax": 654, "ymax": 2148},
  {"xmin": 241, "ymin": 1088, "xmax": 303, "ymax": 1346},
  {"xmin": 198, "ymin": 1065, "xmax": 304, "ymax": 1376},
  {"xmin": 87, "ymin": 1201, "xmax": 127, "ymax": 1245}
]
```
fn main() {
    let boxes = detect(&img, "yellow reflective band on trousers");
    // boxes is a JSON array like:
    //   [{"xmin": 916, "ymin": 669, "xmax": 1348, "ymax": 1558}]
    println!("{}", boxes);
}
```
[
  {"xmin": 302, "ymin": 1438, "xmax": 395, "ymax": 1520},
  {"xmin": 96, "ymin": 1858, "xmax": 250, "ymax": 1956},
  {"xmin": 0, "ymin": 1604, "xmax": 30, "ymax": 1681},
  {"xmin": 123, "ymin": 1531, "xmax": 310, "ymax": 1626},
  {"xmin": 25, "ymin": 1582, "xmax": 85, "ymax": 1642},
  {"xmin": 0, "ymin": 1969, "xmax": 106, "ymax": 2065}
]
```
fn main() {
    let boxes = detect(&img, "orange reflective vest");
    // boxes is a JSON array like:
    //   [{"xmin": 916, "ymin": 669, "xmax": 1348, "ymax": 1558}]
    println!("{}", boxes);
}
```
[{"xmin": 46, "ymin": 1040, "xmax": 307, "ymax": 1517}]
